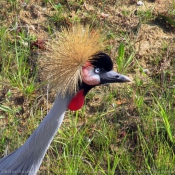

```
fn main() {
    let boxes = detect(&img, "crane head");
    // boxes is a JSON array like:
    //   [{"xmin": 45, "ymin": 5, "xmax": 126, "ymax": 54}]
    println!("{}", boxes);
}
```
[
  {"xmin": 41, "ymin": 25, "xmax": 131, "ymax": 110},
  {"xmin": 68, "ymin": 52, "xmax": 131, "ymax": 111}
]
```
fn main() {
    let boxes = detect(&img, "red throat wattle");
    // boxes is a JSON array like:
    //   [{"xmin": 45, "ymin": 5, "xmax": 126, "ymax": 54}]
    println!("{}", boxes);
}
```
[{"xmin": 68, "ymin": 89, "xmax": 85, "ymax": 111}]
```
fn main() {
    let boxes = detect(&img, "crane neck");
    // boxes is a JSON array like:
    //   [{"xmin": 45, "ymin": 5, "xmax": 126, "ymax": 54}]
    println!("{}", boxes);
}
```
[{"xmin": 0, "ymin": 92, "xmax": 73, "ymax": 175}]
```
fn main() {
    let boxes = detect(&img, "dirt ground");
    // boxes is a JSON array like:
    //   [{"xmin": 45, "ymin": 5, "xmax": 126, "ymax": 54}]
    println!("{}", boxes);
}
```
[
  {"xmin": 1, "ymin": 0, "xmax": 174, "ymax": 50},
  {"xmin": 0, "ymin": 0, "xmax": 174, "ymax": 119},
  {"xmin": 0, "ymin": 0, "xmax": 175, "ymax": 174}
]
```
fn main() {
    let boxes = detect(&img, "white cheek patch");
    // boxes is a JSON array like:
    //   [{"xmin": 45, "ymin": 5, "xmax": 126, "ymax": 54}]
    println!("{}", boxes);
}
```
[{"xmin": 82, "ymin": 66, "xmax": 100, "ymax": 86}]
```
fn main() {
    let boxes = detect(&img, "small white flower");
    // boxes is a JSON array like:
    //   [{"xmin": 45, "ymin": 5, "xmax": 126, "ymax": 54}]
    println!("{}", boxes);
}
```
[
  {"xmin": 137, "ymin": 1, "xmax": 144, "ymax": 6},
  {"xmin": 101, "ymin": 12, "xmax": 109, "ymax": 18},
  {"xmin": 21, "ymin": 41, "xmax": 28, "ymax": 47}
]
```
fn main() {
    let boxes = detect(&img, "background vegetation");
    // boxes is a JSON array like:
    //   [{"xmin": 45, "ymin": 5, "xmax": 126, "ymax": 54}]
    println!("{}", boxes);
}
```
[{"xmin": 0, "ymin": 0, "xmax": 175, "ymax": 174}]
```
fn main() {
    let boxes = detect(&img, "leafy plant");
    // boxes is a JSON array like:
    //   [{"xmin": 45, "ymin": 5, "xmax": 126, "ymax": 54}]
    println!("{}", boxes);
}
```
[{"xmin": 116, "ymin": 43, "xmax": 134, "ymax": 73}]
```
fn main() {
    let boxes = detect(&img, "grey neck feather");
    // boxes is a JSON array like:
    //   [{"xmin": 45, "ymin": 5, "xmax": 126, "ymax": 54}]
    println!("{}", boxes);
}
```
[{"xmin": 0, "ymin": 93, "xmax": 73, "ymax": 175}]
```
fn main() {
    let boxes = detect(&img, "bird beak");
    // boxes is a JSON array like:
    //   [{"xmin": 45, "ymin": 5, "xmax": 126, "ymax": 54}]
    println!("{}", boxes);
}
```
[{"xmin": 100, "ymin": 70, "xmax": 132, "ymax": 84}]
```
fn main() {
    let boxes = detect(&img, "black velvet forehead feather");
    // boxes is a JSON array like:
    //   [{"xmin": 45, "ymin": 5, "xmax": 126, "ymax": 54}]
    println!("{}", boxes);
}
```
[{"xmin": 90, "ymin": 52, "xmax": 113, "ymax": 71}]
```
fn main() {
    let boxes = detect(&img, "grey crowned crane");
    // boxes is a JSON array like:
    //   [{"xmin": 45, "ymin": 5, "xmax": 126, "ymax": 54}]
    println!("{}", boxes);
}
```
[{"xmin": 0, "ymin": 25, "xmax": 131, "ymax": 175}]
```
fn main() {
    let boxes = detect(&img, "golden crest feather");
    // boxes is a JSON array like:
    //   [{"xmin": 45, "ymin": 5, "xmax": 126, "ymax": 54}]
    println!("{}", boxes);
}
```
[{"xmin": 40, "ymin": 25, "xmax": 106, "ymax": 96}]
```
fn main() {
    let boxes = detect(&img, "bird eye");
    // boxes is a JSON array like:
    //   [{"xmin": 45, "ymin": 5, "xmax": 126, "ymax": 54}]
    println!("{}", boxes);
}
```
[{"xmin": 94, "ymin": 67, "xmax": 100, "ymax": 74}]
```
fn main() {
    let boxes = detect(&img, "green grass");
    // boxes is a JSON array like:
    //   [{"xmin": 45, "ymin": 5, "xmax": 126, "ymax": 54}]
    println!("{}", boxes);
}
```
[{"xmin": 0, "ymin": 0, "xmax": 175, "ymax": 174}]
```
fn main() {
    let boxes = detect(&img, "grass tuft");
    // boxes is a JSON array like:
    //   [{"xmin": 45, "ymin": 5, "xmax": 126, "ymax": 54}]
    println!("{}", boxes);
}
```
[{"xmin": 0, "ymin": 0, "xmax": 175, "ymax": 174}]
